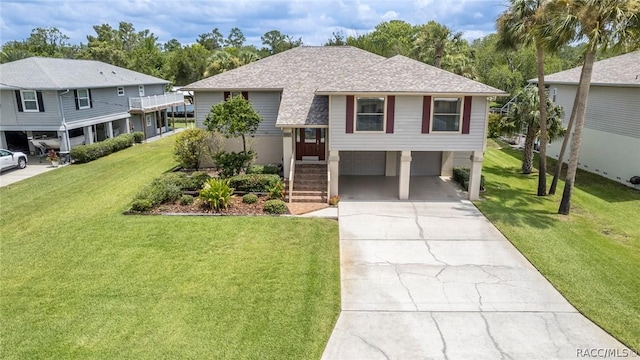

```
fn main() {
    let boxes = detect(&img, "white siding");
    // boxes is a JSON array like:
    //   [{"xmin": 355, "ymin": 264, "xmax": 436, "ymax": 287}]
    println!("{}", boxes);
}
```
[
  {"xmin": 194, "ymin": 91, "xmax": 282, "ymax": 136},
  {"xmin": 548, "ymin": 84, "xmax": 640, "ymax": 187},
  {"xmin": 329, "ymin": 95, "xmax": 487, "ymax": 152}
]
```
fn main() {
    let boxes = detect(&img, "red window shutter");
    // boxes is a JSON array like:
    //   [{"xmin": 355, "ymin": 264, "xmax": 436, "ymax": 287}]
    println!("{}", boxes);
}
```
[
  {"xmin": 346, "ymin": 95, "xmax": 354, "ymax": 134},
  {"xmin": 241, "ymin": 91, "xmax": 248, "ymax": 100},
  {"xmin": 386, "ymin": 96, "xmax": 395, "ymax": 134},
  {"xmin": 462, "ymin": 96, "xmax": 472, "ymax": 134},
  {"xmin": 421, "ymin": 96, "xmax": 432, "ymax": 134},
  {"xmin": 223, "ymin": 91, "xmax": 230, "ymax": 101}
]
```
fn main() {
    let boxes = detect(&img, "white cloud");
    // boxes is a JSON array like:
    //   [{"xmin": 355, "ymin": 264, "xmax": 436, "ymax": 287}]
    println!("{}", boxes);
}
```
[{"xmin": 0, "ymin": 0, "xmax": 503, "ymax": 47}]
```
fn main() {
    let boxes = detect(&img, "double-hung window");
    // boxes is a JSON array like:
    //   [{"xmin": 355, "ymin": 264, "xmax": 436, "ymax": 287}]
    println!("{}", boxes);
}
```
[
  {"xmin": 138, "ymin": 85, "xmax": 145, "ymax": 96},
  {"xmin": 117, "ymin": 87, "xmax": 125, "ymax": 96},
  {"xmin": 21, "ymin": 90, "xmax": 39, "ymax": 111},
  {"xmin": 432, "ymin": 98, "xmax": 462, "ymax": 132},
  {"xmin": 355, "ymin": 97, "xmax": 385, "ymax": 132},
  {"xmin": 77, "ymin": 89, "xmax": 91, "ymax": 109}
]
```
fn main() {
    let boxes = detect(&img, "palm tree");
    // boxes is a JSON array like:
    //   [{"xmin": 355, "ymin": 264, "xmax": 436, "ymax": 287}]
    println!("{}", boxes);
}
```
[
  {"xmin": 506, "ymin": 85, "xmax": 566, "ymax": 174},
  {"xmin": 497, "ymin": 0, "xmax": 555, "ymax": 196},
  {"xmin": 547, "ymin": 0, "xmax": 640, "ymax": 214},
  {"xmin": 413, "ymin": 21, "xmax": 463, "ymax": 68}
]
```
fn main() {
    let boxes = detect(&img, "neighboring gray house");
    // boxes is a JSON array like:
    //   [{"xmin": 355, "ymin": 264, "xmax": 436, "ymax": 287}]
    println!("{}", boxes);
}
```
[
  {"xmin": 183, "ymin": 46, "xmax": 506, "ymax": 201},
  {"xmin": 0, "ymin": 57, "xmax": 183, "ymax": 154},
  {"xmin": 540, "ymin": 51, "xmax": 640, "ymax": 187}
]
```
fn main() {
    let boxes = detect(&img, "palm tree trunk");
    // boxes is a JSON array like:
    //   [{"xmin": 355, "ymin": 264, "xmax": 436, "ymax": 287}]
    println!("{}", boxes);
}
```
[
  {"xmin": 522, "ymin": 125, "xmax": 536, "ymax": 174},
  {"xmin": 535, "ymin": 42, "xmax": 548, "ymax": 196},
  {"xmin": 549, "ymin": 85, "xmax": 580, "ymax": 195},
  {"xmin": 559, "ymin": 49, "xmax": 596, "ymax": 215}
]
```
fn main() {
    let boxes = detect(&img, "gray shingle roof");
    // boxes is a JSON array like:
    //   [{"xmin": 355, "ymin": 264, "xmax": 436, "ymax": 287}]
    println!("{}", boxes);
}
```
[
  {"xmin": 538, "ymin": 51, "xmax": 640, "ymax": 87},
  {"xmin": 183, "ymin": 46, "xmax": 506, "ymax": 126},
  {"xmin": 184, "ymin": 46, "xmax": 385, "ymax": 126},
  {"xmin": 317, "ymin": 55, "xmax": 507, "ymax": 95},
  {"xmin": 0, "ymin": 57, "xmax": 169, "ymax": 90}
]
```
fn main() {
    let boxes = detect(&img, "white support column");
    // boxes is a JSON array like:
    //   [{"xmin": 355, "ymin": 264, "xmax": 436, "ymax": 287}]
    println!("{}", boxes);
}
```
[
  {"xmin": 85, "ymin": 126, "xmax": 94, "ymax": 144},
  {"xmin": 0, "ymin": 131, "xmax": 7, "ymax": 149},
  {"xmin": 26, "ymin": 131, "xmax": 35, "ymax": 155},
  {"xmin": 58, "ymin": 131, "xmax": 69, "ymax": 152},
  {"xmin": 441, "ymin": 151, "xmax": 454, "ymax": 176},
  {"xmin": 385, "ymin": 151, "xmax": 397, "ymax": 177},
  {"xmin": 282, "ymin": 128, "xmax": 293, "ymax": 177},
  {"xmin": 125, "ymin": 117, "xmax": 131, "ymax": 133},
  {"xmin": 468, "ymin": 151, "xmax": 484, "ymax": 201},
  {"xmin": 107, "ymin": 122, "xmax": 114, "ymax": 138},
  {"xmin": 329, "ymin": 150, "xmax": 340, "ymax": 198},
  {"xmin": 398, "ymin": 150, "xmax": 411, "ymax": 200}
]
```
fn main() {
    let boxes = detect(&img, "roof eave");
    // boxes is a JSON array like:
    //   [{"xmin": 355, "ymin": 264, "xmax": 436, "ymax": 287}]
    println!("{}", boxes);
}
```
[
  {"xmin": 183, "ymin": 87, "xmax": 284, "ymax": 92},
  {"xmin": 315, "ymin": 90, "xmax": 509, "ymax": 97}
]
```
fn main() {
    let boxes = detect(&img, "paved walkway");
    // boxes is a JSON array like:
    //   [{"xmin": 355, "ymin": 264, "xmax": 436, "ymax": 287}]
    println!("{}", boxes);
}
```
[{"xmin": 322, "ymin": 200, "xmax": 629, "ymax": 359}]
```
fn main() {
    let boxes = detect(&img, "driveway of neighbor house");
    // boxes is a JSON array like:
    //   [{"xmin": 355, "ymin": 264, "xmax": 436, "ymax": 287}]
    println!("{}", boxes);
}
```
[
  {"xmin": 322, "ymin": 183, "xmax": 628, "ymax": 359},
  {"xmin": 0, "ymin": 158, "xmax": 59, "ymax": 188}
]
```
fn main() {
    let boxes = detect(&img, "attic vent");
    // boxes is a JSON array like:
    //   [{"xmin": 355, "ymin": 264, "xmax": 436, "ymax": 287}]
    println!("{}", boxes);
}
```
[
  {"xmin": 99, "ymin": 71, "xmax": 103, "ymax": 75},
  {"xmin": 112, "ymin": 71, "xmax": 116, "ymax": 74}
]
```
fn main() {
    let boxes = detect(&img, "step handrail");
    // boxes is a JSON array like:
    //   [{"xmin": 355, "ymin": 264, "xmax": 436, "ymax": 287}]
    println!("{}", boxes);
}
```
[{"xmin": 288, "ymin": 153, "xmax": 295, "ymax": 203}]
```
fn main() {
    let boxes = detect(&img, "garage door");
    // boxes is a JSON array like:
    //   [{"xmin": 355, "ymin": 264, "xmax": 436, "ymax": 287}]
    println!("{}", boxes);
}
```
[
  {"xmin": 411, "ymin": 151, "xmax": 441, "ymax": 176},
  {"xmin": 340, "ymin": 151, "xmax": 386, "ymax": 175}
]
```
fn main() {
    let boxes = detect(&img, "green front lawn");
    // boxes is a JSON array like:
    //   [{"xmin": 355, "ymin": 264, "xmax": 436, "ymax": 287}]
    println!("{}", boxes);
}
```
[
  {"xmin": 0, "ymin": 137, "xmax": 340, "ymax": 359},
  {"xmin": 476, "ymin": 140, "xmax": 640, "ymax": 350}
]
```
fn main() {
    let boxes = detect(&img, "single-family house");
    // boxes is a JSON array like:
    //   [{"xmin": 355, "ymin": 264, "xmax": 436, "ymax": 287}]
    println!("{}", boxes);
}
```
[
  {"xmin": 183, "ymin": 46, "xmax": 507, "ymax": 201},
  {"xmin": 0, "ymin": 57, "xmax": 184, "ymax": 154},
  {"xmin": 540, "ymin": 51, "xmax": 640, "ymax": 187}
]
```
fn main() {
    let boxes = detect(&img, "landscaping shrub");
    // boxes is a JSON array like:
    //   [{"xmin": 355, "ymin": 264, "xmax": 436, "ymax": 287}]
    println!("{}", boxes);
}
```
[
  {"xmin": 213, "ymin": 150, "xmax": 255, "ymax": 178},
  {"xmin": 452, "ymin": 167, "xmax": 485, "ymax": 191},
  {"xmin": 246, "ymin": 165, "xmax": 264, "ymax": 174},
  {"xmin": 70, "ymin": 133, "xmax": 135, "ymax": 163},
  {"xmin": 263, "ymin": 199, "xmax": 288, "ymax": 214},
  {"xmin": 246, "ymin": 164, "xmax": 280, "ymax": 175},
  {"xmin": 186, "ymin": 171, "xmax": 212, "ymax": 191},
  {"xmin": 228, "ymin": 174, "xmax": 281, "ymax": 192},
  {"xmin": 242, "ymin": 193, "xmax": 258, "ymax": 204},
  {"xmin": 179, "ymin": 194, "xmax": 194, "ymax": 205},
  {"xmin": 199, "ymin": 178, "xmax": 234, "ymax": 211},
  {"xmin": 173, "ymin": 128, "xmax": 210, "ymax": 170},
  {"xmin": 133, "ymin": 177, "xmax": 182, "ymax": 207},
  {"xmin": 130, "ymin": 199, "xmax": 152, "ymax": 212},
  {"xmin": 329, "ymin": 195, "xmax": 340, "ymax": 206},
  {"xmin": 161, "ymin": 172, "xmax": 190, "ymax": 189},
  {"xmin": 267, "ymin": 180, "xmax": 285, "ymax": 200},
  {"xmin": 133, "ymin": 132, "xmax": 144, "ymax": 143}
]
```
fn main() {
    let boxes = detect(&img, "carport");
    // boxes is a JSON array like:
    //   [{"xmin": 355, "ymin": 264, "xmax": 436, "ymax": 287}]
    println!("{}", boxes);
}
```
[{"xmin": 335, "ymin": 150, "xmax": 474, "ymax": 201}]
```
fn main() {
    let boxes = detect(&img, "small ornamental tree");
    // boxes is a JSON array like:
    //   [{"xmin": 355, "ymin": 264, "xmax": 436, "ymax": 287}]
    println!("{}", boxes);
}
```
[{"xmin": 204, "ymin": 94, "xmax": 262, "ymax": 155}]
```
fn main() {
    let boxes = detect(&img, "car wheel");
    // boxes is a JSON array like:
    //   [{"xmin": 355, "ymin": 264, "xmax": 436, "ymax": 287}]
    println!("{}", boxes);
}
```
[{"xmin": 18, "ymin": 157, "xmax": 27, "ymax": 169}]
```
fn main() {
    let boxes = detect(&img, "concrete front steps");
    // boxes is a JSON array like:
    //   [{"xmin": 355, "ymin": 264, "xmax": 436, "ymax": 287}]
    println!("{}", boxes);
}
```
[{"xmin": 288, "ymin": 163, "xmax": 327, "ymax": 203}]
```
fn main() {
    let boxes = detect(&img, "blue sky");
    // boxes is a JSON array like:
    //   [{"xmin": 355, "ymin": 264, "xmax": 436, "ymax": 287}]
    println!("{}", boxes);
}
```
[{"xmin": 0, "ymin": 0, "xmax": 506, "ymax": 47}]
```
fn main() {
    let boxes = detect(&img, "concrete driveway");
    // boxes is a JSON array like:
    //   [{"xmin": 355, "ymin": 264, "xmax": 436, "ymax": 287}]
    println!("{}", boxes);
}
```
[
  {"xmin": 322, "ymin": 200, "xmax": 629, "ymax": 359},
  {"xmin": 0, "ymin": 159, "xmax": 58, "ymax": 188}
]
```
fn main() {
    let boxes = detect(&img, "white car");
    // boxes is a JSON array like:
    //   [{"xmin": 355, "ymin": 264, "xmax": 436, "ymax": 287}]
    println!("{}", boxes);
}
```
[{"xmin": 0, "ymin": 149, "xmax": 28, "ymax": 171}]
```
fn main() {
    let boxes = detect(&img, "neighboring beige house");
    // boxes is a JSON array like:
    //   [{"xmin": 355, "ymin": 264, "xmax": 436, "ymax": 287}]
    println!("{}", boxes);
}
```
[
  {"xmin": 0, "ymin": 57, "xmax": 183, "ymax": 154},
  {"xmin": 540, "ymin": 51, "xmax": 640, "ymax": 188},
  {"xmin": 183, "ymin": 46, "xmax": 506, "ymax": 201}
]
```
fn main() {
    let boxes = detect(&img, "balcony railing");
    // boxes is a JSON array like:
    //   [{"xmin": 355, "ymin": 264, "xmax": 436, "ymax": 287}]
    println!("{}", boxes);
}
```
[{"xmin": 129, "ymin": 92, "xmax": 184, "ymax": 112}]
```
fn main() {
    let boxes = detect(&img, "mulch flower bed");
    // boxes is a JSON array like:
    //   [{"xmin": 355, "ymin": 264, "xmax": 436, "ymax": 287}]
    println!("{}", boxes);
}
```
[{"xmin": 150, "ymin": 194, "xmax": 289, "ymax": 216}]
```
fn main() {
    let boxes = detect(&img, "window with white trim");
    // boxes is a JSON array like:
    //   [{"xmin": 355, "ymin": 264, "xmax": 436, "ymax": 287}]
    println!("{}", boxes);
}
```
[
  {"xmin": 432, "ymin": 98, "xmax": 462, "ymax": 132},
  {"xmin": 138, "ymin": 85, "xmax": 145, "ymax": 96},
  {"xmin": 77, "ymin": 89, "xmax": 91, "ymax": 109},
  {"xmin": 21, "ymin": 90, "xmax": 39, "ymax": 111},
  {"xmin": 117, "ymin": 87, "xmax": 125, "ymax": 96},
  {"xmin": 355, "ymin": 97, "xmax": 385, "ymax": 132}
]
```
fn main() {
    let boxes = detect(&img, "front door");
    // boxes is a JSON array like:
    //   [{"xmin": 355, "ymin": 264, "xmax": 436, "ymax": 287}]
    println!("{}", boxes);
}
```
[{"xmin": 296, "ymin": 128, "xmax": 326, "ymax": 160}]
